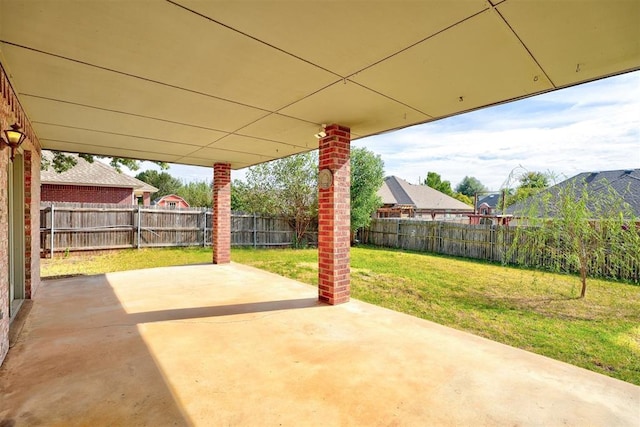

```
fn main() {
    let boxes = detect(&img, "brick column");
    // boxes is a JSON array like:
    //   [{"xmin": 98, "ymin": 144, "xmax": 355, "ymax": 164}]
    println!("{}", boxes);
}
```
[
  {"xmin": 318, "ymin": 124, "xmax": 351, "ymax": 305},
  {"xmin": 212, "ymin": 163, "xmax": 231, "ymax": 264}
]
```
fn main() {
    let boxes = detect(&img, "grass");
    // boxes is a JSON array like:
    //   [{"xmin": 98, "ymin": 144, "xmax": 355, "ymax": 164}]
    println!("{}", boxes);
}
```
[
  {"xmin": 41, "ymin": 248, "xmax": 213, "ymax": 277},
  {"xmin": 42, "ymin": 246, "xmax": 640, "ymax": 385}
]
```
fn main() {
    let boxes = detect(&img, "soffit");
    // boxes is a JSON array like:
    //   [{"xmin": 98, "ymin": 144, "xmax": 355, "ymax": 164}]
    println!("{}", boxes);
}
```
[
  {"xmin": 0, "ymin": 0, "xmax": 638, "ymax": 169},
  {"xmin": 177, "ymin": 0, "xmax": 489, "ymax": 77},
  {"xmin": 497, "ymin": 0, "xmax": 640, "ymax": 87}
]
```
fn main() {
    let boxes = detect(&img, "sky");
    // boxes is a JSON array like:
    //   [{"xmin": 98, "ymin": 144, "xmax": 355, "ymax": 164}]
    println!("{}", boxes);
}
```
[{"xmin": 133, "ymin": 70, "xmax": 640, "ymax": 192}]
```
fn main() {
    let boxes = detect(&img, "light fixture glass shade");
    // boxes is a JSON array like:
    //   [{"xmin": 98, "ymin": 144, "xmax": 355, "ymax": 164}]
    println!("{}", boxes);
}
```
[
  {"xmin": 2, "ymin": 123, "xmax": 27, "ymax": 161},
  {"xmin": 4, "ymin": 123, "xmax": 26, "ymax": 145}
]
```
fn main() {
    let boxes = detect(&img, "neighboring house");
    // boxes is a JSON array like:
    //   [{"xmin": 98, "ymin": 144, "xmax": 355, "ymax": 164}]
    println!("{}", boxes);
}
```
[
  {"xmin": 41, "ymin": 152, "xmax": 158, "ymax": 205},
  {"xmin": 506, "ymin": 169, "xmax": 640, "ymax": 219},
  {"xmin": 468, "ymin": 193, "xmax": 513, "ymax": 226},
  {"xmin": 376, "ymin": 176, "xmax": 473, "ymax": 220},
  {"xmin": 476, "ymin": 193, "xmax": 500, "ymax": 215},
  {"xmin": 153, "ymin": 194, "xmax": 190, "ymax": 209}
]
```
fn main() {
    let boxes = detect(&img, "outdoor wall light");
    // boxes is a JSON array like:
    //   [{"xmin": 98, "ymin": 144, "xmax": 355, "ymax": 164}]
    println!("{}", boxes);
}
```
[
  {"xmin": 314, "ymin": 124, "xmax": 327, "ymax": 139},
  {"xmin": 1, "ymin": 123, "xmax": 26, "ymax": 161}
]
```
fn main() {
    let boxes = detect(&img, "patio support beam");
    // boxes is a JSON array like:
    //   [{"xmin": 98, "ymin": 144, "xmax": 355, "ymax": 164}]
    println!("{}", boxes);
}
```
[
  {"xmin": 318, "ymin": 124, "xmax": 351, "ymax": 305},
  {"xmin": 212, "ymin": 162, "xmax": 231, "ymax": 264}
]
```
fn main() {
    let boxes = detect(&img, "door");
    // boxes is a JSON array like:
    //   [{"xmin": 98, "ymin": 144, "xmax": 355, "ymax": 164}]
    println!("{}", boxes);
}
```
[{"xmin": 8, "ymin": 153, "xmax": 25, "ymax": 318}]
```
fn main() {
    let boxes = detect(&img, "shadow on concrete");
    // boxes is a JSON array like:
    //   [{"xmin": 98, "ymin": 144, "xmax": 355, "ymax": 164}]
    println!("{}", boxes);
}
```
[
  {"xmin": 127, "ymin": 298, "xmax": 322, "ymax": 324},
  {"xmin": 0, "ymin": 273, "xmax": 192, "ymax": 426}
]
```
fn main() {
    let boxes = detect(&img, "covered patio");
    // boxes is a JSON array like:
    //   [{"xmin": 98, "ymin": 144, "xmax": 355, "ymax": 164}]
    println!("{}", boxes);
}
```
[
  {"xmin": 2, "ymin": 264, "xmax": 638, "ymax": 425},
  {"xmin": 1, "ymin": 1, "xmax": 640, "ymax": 423}
]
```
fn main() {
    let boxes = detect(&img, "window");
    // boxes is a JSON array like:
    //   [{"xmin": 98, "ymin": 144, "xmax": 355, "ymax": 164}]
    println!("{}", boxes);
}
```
[{"xmin": 168, "ymin": 201, "xmax": 177, "ymax": 209}]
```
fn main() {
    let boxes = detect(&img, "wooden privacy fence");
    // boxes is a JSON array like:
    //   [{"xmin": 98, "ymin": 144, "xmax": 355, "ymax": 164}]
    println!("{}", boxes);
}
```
[
  {"xmin": 39, "ymin": 204, "xmax": 637, "ymax": 282},
  {"xmin": 362, "ymin": 219, "xmax": 512, "ymax": 262},
  {"xmin": 362, "ymin": 218, "xmax": 639, "ymax": 282},
  {"xmin": 40, "ymin": 203, "xmax": 317, "ymax": 257}
]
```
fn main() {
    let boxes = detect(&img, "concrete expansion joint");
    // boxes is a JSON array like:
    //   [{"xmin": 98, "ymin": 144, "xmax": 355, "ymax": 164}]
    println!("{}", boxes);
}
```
[{"xmin": 75, "ymin": 323, "xmax": 136, "ymax": 331}]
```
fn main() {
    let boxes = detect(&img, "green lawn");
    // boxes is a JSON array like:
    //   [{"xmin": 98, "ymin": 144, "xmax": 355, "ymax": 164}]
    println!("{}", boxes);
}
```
[{"xmin": 42, "ymin": 246, "xmax": 640, "ymax": 385}]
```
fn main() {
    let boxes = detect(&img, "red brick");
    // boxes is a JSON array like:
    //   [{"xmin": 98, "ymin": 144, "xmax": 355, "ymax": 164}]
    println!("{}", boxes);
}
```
[
  {"xmin": 212, "ymin": 163, "xmax": 231, "ymax": 264},
  {"xmin": 317, "ymin": 124, "xmax": 351, "ymax": 305},
  {"xmin": 42, "ymin": 184, "xmax": 134, "ymax": 205}
]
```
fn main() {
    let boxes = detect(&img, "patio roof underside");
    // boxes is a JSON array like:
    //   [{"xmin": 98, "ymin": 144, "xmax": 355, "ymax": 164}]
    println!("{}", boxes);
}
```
[{"xmin": 0, "ymin": 0, "xmax": 638, "ymax": 169}]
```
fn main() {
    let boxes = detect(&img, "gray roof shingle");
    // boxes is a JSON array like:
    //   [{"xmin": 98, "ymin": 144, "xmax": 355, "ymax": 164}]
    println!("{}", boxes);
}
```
[
  {"xmin": 378, "ymin": 176, "xmax": 473, "ymax": 212},
  {"xmin": 507, "ymin": 169, "xmax": 640, "ymax": 216},
  {"xmin": 477, "ymin": 193, "xmax": 500, "ymax": 209}
]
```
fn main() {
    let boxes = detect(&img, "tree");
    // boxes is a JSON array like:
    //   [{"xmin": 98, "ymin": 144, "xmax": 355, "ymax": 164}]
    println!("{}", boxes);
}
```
[
  {"xmin": 453, "ymin": 193, "xmax": 474, "ymax": 206},
  {"xmin": 509, "ymin": 179, "xmax": 639, "ymax": 298},
  {"xmin": 176, "ymin": 180, "xmax": 212, "ymax": 208},
  {"xmin": 504, "ymin": 171, "xmax": 551, "ymax": 207},
  {"xmin": 351, "ymin": 148, "xmax": 384, "ymax": 241},
  {"xmin": 424, "ymin": 172, "xmax": 454, "ymax": 196},
  {"xmin": 42, "ymin": 150, "xmax": 168, "ymax": 173},
  {"xmin": 135, "ymin": 170, "xmax": 183, "ymax": 199},
  {"xmin": 231, "ymin": 179, "xmax": 249, "ymax": 211},
  {"xmin": 423, "ymin": 172, "xmax": 473, "ymax": 206},
  {"xmin": 240, "ymin": 152, "xmax": 318, "ymax": 246},
  {"xmin": 519, "ymin": 171, "xmax": 550, "ymax": 189},
  {"xmin": 455, "ymin": 176, "xmax": 487, "ymax": 197}
]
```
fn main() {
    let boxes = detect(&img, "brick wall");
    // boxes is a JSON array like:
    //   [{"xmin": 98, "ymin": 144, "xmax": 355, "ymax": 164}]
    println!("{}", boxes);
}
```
[
  {"xmin": 42, "ymin": 184, "xmax": 134, "ymax": 205},
  {"xmin": 1, "ymin": 62, "xmax": 42, "ymax": 366},
  {"xmin": 318, "ymin": 124, "xmax": 351, "ymax": 305}
]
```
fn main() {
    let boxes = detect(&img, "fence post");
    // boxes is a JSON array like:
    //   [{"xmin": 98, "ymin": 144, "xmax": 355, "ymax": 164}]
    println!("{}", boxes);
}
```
[
  {"xmin": 489, "ymin": 225, "xmax": 494, "ymax": 262},
  {"xmin": 50, "ymin": 204, "xmax": 55, "ymax": 259},
  {"xmin": 253, "ymin": 213, "xmax": 257, "ymax": 248},
  {"xmin": 137, "ymin": 205, "xmax": 142, "ymax": 249},
  {"xmin": 202, "ymin": 210, "xmax": 207, "ymax": 247}
]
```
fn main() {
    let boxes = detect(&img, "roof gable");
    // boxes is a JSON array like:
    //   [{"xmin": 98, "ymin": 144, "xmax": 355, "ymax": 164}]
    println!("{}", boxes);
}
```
[
  {"xmin": 378, "ymin": 176, "xmax": 473, "ymax": 212},
  {"xmin": 383, "ymin": 176, "xmax": 414, "ymax": 206},
  {"xmin": 477, "ymin": 193, "xmax": 500, "ymax": 209},
  {"xmin": 153, "ymin": 194, "xmax": 189, "ymax": 206}
]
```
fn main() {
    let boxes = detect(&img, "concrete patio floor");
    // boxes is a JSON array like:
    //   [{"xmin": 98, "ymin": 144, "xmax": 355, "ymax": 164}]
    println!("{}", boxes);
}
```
[{"xmin": 1, "ymin": 263, "xmax": 638, "ymax": 426}]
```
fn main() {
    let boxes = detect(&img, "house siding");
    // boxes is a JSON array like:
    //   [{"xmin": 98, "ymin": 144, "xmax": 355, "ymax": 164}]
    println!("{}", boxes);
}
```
[
  {"xmin": 42, "ymin": 184, "xmax": 134, "ymax": 205},
  {"xmin": 155, "ymin": 195, "xmax": 190, "ymax": 208}
]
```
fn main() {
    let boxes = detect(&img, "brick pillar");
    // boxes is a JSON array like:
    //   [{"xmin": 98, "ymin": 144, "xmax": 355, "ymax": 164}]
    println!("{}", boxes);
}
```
[
  {"xmin": 212, "ymin": 163, "xmax": 231, "ymax": 264},
  {"xmin": 318, "ymin": 124, "xmax": 351, "ymax": 305}
]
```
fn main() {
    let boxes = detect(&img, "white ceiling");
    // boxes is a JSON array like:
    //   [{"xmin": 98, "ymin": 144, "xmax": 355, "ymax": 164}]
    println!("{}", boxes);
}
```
[{"xmin": 1, "ymin": 0, "xmax": 638, "ymax": 169}]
